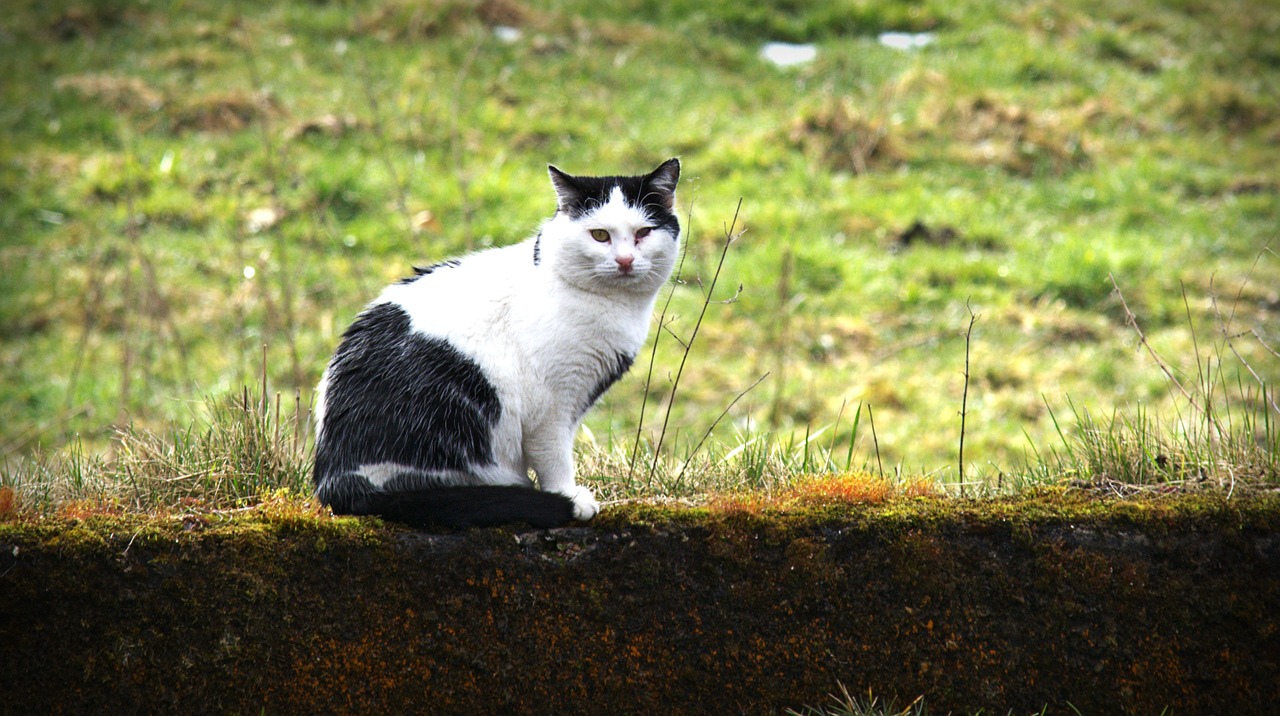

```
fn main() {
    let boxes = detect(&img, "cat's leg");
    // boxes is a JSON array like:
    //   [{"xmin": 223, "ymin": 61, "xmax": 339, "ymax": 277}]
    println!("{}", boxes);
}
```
[
  {"xmin": 474, "ymin": 412, "xmax": 538, "ymax": 487},
  {"xmin": 471, "ymin": 462, "xmax": 536, "ymax": 488},
  {"xmin": 524, "ymin": 421, "xmax": 599, "ymax": 521}
]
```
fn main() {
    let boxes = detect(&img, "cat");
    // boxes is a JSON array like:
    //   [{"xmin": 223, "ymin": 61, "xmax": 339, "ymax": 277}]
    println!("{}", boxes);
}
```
[{"xmin": 312, "ymin": 158, "xmax": 681, "ymax": 529}]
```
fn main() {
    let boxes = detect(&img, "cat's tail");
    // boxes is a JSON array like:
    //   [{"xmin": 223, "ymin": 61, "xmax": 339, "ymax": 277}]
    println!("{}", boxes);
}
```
[{"xmin": 330, "ymin": 485, "xmax": 576, "ymax": 529}]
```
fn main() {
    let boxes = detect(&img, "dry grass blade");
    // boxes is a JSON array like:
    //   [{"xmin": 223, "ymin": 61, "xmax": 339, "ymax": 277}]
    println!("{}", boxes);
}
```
[
  {"xmin": 958, "ymin": 301, "xmax": 979, "ymax": 485},
  {"xmin": 1109, "ymin": 273, "xmax": 1204, "ymax": 415}
]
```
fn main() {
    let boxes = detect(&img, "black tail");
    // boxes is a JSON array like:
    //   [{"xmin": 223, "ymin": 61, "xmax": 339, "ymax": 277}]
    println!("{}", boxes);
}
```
[{"xmin": 339, "ymin": 486, "xmax": 575, "ymax": 529}]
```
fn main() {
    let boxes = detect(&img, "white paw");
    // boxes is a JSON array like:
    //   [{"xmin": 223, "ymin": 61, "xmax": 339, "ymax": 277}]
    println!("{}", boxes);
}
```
[{"xmin": 558, "ymin": 485, "xmax": 600, "ymax": 522}]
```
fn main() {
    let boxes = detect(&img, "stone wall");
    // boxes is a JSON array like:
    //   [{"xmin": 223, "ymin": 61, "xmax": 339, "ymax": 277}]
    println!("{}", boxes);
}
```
[{"xmin": 2, "ymin": 493, "xmax": 1277, "ymax": 714}]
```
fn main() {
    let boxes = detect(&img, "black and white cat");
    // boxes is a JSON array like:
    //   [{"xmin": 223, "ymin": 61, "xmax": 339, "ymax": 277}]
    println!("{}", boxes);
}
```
[{"xmin": 313, "ymin": 159, "xmax": 681, "ymax": 528}]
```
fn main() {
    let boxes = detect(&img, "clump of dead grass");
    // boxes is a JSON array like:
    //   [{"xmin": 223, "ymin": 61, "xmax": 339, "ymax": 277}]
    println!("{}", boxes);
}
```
[
  {"xmin": 46, "ymin": 5, "xmax": 132, "ymax": 41},
  {"xmin": 284, "ymin": 113, "xmax": 365, "ymax": 141},
  {"xmin": 787, "ymin": 98, "xmax": 904, "ymax": 175},
  {"xmin": 2, "ymin": 388, "xmax": 312, "ymax": 516},
  {"xmin": 354, "ymin": 0, "xmax": 533, "ymax": 40},
  {"xmin": 54, "ymin": 73, "xmax": 165, "ymax": 113},
  {"xmin": 924, "ymin": 93, "xmax": 1092, "ymax": 176},
  {"xmin": 53, "ymin": 73, "xmax": 280, "ymax": 134},
  {"xmin": 167, "ymin": 90, "xmax": 281, "ymax": 134},
  {"xmin": 1172, "ymin": 78, "xmax": 1278, "ymax": 133}
]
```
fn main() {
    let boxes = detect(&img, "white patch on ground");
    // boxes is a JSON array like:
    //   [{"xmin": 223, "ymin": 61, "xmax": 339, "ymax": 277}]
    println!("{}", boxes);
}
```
[{"xmin": 760, "ymin": 42, "xmax": 817, "ymax": 67}]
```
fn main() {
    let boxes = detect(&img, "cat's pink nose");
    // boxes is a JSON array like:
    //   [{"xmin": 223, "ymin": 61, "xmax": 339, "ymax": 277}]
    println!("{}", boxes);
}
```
[{"xmin": 616, "ymin": 255, "xmax": 634, "ymax": 273}]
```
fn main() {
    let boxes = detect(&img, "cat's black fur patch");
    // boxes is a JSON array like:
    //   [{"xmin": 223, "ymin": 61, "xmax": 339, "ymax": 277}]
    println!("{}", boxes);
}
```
[
  {"xmin": 397, "ymin": 259, "xmax": 461, "ymax": 285},
  {"xmin": 532, "ymin": 231, "xmax": 542, "ymax": 265},
  {"xmin": 314, "ymin": 302, "xmax": 501, "ymax": 495},
  {"xmin": 549, "ymin": 159, "xmax": 680, "ymax": 241},
  {"xmin": 579, "ymin": 351, "xmax": 635, "ymax": 420}
]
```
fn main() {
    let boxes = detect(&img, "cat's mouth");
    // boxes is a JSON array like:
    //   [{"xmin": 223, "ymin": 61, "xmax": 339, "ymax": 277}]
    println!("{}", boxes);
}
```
[{"xmin": 604, "ymin": 263, "xmax": 639, "ymax": 277}]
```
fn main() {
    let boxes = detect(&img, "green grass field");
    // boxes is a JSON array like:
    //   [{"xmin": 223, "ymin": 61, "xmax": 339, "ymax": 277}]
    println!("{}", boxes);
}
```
[{"xmin": 2, "ymin": 0, "xmax": 1278, "ymax": 506}]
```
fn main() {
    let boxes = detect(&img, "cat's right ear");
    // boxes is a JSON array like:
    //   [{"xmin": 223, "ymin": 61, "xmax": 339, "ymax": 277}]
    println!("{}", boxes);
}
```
[
  {"xmin": 548, "ymin": 165, "xmax": 584, "ymax": 213},
  {"xmin": 644, "ymin": 158, "xmax": 680, "ymax": 210}
]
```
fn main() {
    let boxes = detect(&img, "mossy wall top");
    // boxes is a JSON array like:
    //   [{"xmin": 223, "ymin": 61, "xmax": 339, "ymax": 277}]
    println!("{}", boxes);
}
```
[{"xmin": 2, "ymin": 494, "xmax": 1278, "ymax": 715}]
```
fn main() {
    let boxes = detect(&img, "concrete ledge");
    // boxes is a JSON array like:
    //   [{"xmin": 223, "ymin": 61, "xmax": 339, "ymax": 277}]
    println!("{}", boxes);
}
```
[{"xmin": 2, "ymin": 492, "xmax": 1278, "ymax": 714}]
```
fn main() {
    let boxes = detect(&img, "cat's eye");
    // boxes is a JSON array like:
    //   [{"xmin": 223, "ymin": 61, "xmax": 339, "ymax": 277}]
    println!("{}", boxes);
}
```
[
  {"xmin": 590, "ymin": 229, "xmax": 611, "ymax": 243},
  {"xmin": 635, "ymin": 227, "xmax": 653, "ymax": 240}
]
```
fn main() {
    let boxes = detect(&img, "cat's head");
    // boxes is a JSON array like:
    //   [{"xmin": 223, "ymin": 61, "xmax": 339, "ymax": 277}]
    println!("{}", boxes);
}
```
[{"xmin": 540, "ymin": 158, "xmax": 681, "ymax": 296}]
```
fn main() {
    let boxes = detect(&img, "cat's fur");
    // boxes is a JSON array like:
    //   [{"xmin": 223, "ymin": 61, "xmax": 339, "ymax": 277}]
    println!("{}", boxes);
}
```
[{"xmin": 313, "ymin": 158, "xmax": 681, "ymax": 528}]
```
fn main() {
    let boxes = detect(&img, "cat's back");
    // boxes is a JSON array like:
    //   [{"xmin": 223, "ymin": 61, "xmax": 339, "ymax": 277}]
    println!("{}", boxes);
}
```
[{"xmin": 377, "ymin": 241, "xmax": 534, "ymax": 340}]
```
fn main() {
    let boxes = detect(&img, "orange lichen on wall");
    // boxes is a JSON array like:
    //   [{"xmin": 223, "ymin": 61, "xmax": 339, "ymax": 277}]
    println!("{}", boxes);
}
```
[
  {"xmin": 56, "ymin": 498, "xmax": 126, "ymax": 520},
  {"xmin": 787, "ymin": 472, "xmax": 897, "ymax": 505},
  {"xmin": 709, "ymin": 472, "xmax": 939, "ymax": 514}
]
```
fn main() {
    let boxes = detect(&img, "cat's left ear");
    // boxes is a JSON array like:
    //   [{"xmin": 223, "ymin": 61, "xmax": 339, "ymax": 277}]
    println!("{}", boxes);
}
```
[
  {"xmin": 644, "ymin": 158, "xmax": 680, "ymax": 210},
  {"xmin": 548, "ymin": 165, "xmax": 584, "ymax": 213}
]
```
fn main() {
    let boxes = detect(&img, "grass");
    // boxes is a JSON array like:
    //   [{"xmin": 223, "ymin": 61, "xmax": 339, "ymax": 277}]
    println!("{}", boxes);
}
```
[
  {"xmin": 8, "ymin": 379, "xmax": 312, "ymax": 515},
  {"xmin": 1, "ymin": 0, "xmax": 1279, "ymax": 510},
  {"xmin": 787, "ymin": 683, "xmax": 1077, "ymax": 715},
  {"xmin": 788, "ymin": 685, "xmax": 930, "ymax": 716}
]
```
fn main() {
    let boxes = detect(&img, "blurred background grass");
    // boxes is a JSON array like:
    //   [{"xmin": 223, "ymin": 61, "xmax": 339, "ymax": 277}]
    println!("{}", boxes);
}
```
[{"xmin": 1, "ymin": 0, "xmax": 1277, "ymax": 493}]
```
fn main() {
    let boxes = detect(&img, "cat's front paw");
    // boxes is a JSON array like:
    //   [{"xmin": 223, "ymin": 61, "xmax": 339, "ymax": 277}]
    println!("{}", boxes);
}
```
[{"xmin": 558, "ymin": 485, "xmax": 600, "ymax": 522}]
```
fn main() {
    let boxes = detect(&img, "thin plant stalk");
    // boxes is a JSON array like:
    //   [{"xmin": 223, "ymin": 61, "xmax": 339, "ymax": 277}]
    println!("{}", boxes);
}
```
[
  {"xmin": 628, "ymin": 197, "xmax": 696, "ymax": 482},
  {"xmin": 958, "ymin": 301, "xmax": 978, "ymax": 484},
  {"xmin": 646, "ymin": 199, "xmax": 744, "ymax": 488},
  {"xmin": 867, "ymin": 403, "xmax": 883, "ymax": 478},
  {"xmin": 845, "ymin": 402, "xmax": 863, "ymax": 472}
]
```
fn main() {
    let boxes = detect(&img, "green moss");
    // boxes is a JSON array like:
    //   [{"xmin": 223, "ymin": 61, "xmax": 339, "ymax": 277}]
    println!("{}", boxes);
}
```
[{"xmin": 5, "ymin": 488, "xmax": 1274, "ymax": 548}]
